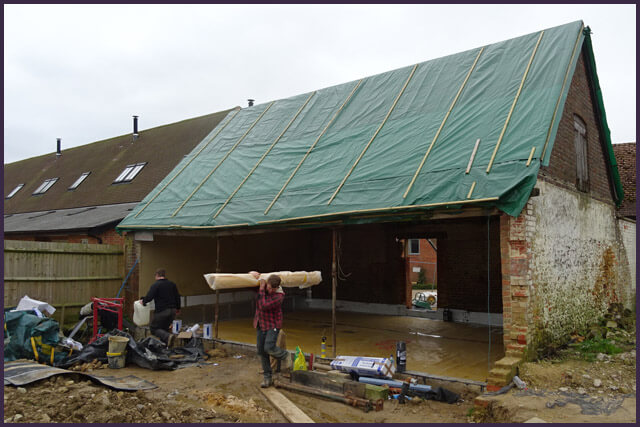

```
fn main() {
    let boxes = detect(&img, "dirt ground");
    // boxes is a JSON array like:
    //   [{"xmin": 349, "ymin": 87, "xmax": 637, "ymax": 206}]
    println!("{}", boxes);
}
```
[
  {"xmin": 472, "ymin": 332, "xmax": 636, "ymax": 423},
  {"xmin": 4, "ymin": 324, "xmax": 636, "ymax": 423},
  {"xmin": 3, "ymin": 346, "xmax": 478, "ymax": 423}
]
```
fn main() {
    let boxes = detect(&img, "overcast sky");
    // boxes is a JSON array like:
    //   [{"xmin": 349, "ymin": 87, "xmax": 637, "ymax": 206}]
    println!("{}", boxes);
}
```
[{"xmin": 3, "ymin": 4, "xmax": 636, "ymax": 164}]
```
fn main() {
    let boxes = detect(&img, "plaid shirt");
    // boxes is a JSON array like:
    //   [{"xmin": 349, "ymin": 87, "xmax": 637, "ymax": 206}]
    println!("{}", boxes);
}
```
[{"xmin": 253, "ymin": 288, "xmax": 284, "ymax": 331}]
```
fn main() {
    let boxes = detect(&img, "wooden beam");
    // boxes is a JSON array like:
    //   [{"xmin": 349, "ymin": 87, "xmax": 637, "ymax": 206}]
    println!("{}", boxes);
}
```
[
  {"xmin": 331, "ymin": 228, "xmax": 337, "ymax": 358},
  {"xmin": 214, "ymin": 236, "xmax": 220, "ymax": 339},
  {"xmin": 259, "ymin": 387, "xmax": 315, "ymax": 423}
]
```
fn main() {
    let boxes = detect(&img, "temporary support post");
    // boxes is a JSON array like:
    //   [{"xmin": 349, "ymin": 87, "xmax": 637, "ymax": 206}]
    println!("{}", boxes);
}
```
[
  {"xmin": 214, "ymin": 236, "xmax": 221, "ymax": 339},
  {"xmin": 331, "ymin": 228, "xmax": 338, "ymax": 358}
]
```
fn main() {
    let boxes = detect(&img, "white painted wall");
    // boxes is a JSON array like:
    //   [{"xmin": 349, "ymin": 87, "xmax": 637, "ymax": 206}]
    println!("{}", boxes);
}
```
[
  {"xmin": 617, "ymin": 218, "xmax": 636, "ymax": 291},
  {"xmin": 528, "ymin": 180, "xmax": 633, "ymax": 344}
]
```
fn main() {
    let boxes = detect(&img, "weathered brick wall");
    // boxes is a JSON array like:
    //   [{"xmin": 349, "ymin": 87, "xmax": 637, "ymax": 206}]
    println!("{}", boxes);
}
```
[
  {"xmin": 539, "ymin": 51, "xmax": 615, "ymax": 205},
  {"xmin": 612, "ymin": 142, "xmax": 636, "ymax": 219},
  {"xmin": 617, "ymin": 219, "xmax": 636, "ymax": 290},
  {"xmin": 525, "ymin": 181, "xmax": 631, "ymax": 359}
]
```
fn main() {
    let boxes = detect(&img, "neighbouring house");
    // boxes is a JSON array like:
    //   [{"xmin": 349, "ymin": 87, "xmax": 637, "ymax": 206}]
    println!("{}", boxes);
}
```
[
  {"xmin": 4, "ymin": 110, "xmax": 235, "ymax": 312},
  {"xmin": 612, "ymin": 142, "xmax": 636, "ymax": 290},
  {"xmin": 116, "ymin": 21, "xmax": 632, "ymax": 387},
  {"xmin": 407, "ymin": 238, "xmax": 437, "ymax": 286}
]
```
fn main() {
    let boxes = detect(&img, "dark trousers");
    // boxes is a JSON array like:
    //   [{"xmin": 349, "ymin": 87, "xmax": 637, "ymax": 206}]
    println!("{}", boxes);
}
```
[
  {"xmin": 150, "ymin": 308, "xmax": 176, "ymax": 344},
  {"xmin": 256, "ymin": 327, "xmax": 288, "ymax": 380}
]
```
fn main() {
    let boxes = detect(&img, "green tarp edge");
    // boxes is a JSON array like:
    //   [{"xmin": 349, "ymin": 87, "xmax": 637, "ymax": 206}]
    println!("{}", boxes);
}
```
[{"xmin": 582, "ymin": 28, "xmax": 624, "ymax": 207}]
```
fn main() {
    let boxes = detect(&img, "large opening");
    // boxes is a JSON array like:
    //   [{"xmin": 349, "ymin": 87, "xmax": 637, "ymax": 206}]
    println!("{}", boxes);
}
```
[{"xmin": 138, "ymin": 216, "xmax": 505, "ymax": 381}]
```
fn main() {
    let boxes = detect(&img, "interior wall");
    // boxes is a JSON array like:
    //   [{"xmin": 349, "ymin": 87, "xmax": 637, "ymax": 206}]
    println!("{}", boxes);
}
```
[{"xmin": 140, "ymin": 235, "xmax": 218, "ymax": 296}]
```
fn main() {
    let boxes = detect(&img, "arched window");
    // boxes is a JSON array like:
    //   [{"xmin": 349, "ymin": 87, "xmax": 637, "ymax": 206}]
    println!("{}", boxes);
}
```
[{"xmin": 574, "ymin": 115, "xmax": 589, "ymax": 192}]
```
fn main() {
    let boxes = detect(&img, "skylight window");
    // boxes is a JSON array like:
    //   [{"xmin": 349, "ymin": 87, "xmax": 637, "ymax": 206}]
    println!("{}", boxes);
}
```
[
  {"xmin": 6, "ymin": 184, "xmax": 24, "ymax": 199},
  {"xmin": 32, "ymin": 178, "xmax": 58, "ymax": 195},
  {"xmin": 69, "ymin": 172, "xmax": 91, "ymax": 190},
  {"xmin": 114, "ymin": 162, "xmax": 146, "ymax": 183}
]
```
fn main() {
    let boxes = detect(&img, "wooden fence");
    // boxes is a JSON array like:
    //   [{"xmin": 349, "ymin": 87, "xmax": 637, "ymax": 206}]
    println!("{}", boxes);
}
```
[{"xmin": 4, "ymin": 240, "xmax": 124, "ymax": 325}]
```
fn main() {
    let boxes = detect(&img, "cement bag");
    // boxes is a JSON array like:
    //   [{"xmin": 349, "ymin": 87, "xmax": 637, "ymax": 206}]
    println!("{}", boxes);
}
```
[
  {"xmin": 203, "ymin": 271, "xmax": 322, "ymax": 291},
  {"xmin": 293, "ymin": 346, "xmax": 307, "ymax": 371},
  {"xmin": 133, "ymin": 300, "xmax": 154, "ymax": 326}
]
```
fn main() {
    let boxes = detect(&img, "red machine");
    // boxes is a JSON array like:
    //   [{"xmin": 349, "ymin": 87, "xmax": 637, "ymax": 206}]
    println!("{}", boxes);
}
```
[{"xmin": 90, "ymin": 297, "xmax": 124, "ymax": 343}]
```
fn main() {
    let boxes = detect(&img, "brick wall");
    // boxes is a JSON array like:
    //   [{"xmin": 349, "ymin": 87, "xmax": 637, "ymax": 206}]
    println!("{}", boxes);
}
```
[
  {"xmin": 499, "ymin": 204, "xmax": 535, "ymax": 359},
  {"xmin": 437, "ymin": 217, "xmax": 503, "ymax": 313},
  {"xmin": 539, "ymin": 51, "xmax": 615, "ymax": 205},
  {"xmin": 612, "ymin": 142, "xmax": 636, "ymax": 219},
  {"xmin": 4, "ymin": 226, "xmax": 125, "ymax": 246}
]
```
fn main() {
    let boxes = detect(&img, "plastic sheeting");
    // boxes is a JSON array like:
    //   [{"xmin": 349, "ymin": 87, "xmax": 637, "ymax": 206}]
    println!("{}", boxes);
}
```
[{"xmin": 117, "ymin": 20, "xmax": 620, "ymax": 232}]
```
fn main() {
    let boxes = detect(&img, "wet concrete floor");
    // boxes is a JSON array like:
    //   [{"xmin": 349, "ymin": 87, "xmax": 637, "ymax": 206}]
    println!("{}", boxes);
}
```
[{"xmin": 216, "ymin": 309, "xmax": 504, "ymax": 382}]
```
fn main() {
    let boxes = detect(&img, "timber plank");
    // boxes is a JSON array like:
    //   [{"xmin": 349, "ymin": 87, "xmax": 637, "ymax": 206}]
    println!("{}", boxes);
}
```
[{"xmin": 259, "ymin": 387, "xmax": 315, "ymax": 423}]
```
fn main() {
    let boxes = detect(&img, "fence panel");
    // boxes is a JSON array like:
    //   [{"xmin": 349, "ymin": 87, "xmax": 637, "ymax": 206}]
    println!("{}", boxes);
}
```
[{"xmin": 4, "ymin": 240, "xmax": 124, "ymax": 315}]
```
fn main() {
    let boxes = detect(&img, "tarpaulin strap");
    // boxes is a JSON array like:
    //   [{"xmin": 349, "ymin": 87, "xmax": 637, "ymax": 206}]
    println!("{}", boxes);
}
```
[
  {"xmin": 173, "ymin": 102, "xmax": 275, "ymax": 217},
  {"xmin": 329, "ymin": 64, "xmax": 418, "ymax": 205},
  {"xmin": 214, "ymin": 92, "xmax": 317, "ymax": 219},
  {"xmin": 404, "ymin": 47, "xmax": 484, "ymax": 199},
  {"xmin": 134, "ymin": 108, "xmax": 241, "ymax": 219},
  {"xmin": 50, "ymin": 347, "xmax": 55, "ymax": 365},
  {"xmin": 31, "ymin": 337, "xmax": 39, "ymax": 362},
  {"xmin": 68, "ymin": 348, "xmax": 73, "ymax": 356},
  {"xmin": 106, "ymin": 352, "xmax": 122, "ymax": 357},
  {"xmin": 486, "ymin": 31, "xmax": 545, "ymax": 173},
  {"xmin": 265, "ymin": 79, "xmax": 363, "ymax": 215},
  {"xmin": 541, "ymin": 24, "xmax": 584, "ymax": 162}
]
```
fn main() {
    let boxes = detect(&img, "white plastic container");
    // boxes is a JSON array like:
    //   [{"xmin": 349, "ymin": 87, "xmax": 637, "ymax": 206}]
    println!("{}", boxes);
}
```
[
  {"xmin": 133, "ymin": 300, "xmax": 154, "ymax": 326},
  {"xmin": 203, "ymin": 323, "xmax": 213, "ymax": 339},
  {"xmin": 172, "ymin": 319, "xmax": 182, "ymax": 334}
]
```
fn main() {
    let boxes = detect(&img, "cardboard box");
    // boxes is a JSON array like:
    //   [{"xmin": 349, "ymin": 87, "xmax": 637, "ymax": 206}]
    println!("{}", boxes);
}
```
[{"xmin": 330, "ymin": 356, "xmax": 395, "ymax": 378}]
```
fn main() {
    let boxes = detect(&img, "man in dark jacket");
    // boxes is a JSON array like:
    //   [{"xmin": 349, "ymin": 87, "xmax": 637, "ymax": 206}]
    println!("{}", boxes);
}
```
[{"xmin": 140, "ymin": 269, "xmax": 181, "ymax": 345}]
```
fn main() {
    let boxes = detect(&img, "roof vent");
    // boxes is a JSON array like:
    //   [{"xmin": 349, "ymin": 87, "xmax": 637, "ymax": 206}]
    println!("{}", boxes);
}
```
[
  {"xmin": 56, "ymin": 138, "xmax": 62, "ymax": 156},
  {"xmin": 248, "ymin": 99, "xmax": 254, "ymax": 107},
  {"xmin": 133, "ymin": 115, "xmax": 139, "ymax": 140}
]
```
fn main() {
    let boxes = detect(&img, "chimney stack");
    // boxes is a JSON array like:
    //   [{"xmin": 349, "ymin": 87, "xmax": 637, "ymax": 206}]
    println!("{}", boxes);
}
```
[
  {"xmin": 133, "ymin": 115, "xmax": 139, "ymax": 140},
  {"xmin": 248, "ymin": 99, "xmax": 254, "ymax": 107},
  {"xmin": 56, "ymin": 138, "xmax": 61, "ymax": 156}
]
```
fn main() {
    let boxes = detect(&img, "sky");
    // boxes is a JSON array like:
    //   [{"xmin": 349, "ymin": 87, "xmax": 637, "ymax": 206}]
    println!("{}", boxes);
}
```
[{"xmin": 3, "ymin": 4, "xmax": 636, "ymax": 164}]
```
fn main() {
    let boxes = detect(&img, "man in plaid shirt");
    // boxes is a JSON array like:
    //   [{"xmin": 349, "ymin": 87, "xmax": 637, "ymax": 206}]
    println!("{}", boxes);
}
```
[{"xmin": 251, "ymin": 271, "xmax": 291, "ymax": 388}]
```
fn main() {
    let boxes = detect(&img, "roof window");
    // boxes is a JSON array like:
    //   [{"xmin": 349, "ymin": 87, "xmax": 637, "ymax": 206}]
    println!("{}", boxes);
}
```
[
  {"xmin": 69, "ymin": 172, "xmax": 91, "ymax": 190},
  {"xmin": 6, "ymin": 184, "xmax": 24, "ymax": 199},
  {"xmin": 32, "ymin": 178, "xmax": 58, "ymax": 195},
  {"xmin": 114, "ymin": 162, "xmax": 146, "ymax": 183}
]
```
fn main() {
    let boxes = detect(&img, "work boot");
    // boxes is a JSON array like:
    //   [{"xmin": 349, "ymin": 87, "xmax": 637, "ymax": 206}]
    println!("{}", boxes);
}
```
[{"xmin": 260, "ymin": 377, "xmax": 273, "ymax": 388}]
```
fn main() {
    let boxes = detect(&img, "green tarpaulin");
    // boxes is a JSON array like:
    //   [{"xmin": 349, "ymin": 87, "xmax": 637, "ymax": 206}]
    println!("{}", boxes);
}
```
[{"xmin": 117, "ymin": 20, "xmax": 621, "ymax": 232}]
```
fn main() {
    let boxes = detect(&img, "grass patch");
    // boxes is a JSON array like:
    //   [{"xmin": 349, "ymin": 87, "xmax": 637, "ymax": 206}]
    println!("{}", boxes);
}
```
[{"xmin": 574, "ymin": 337, "xmax": 622, "ymax": 361}]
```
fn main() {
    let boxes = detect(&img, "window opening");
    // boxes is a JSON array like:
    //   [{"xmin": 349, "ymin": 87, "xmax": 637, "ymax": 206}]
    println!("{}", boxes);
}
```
[
  {"xmin": 69, "ymin": 172, "xmax": 90, "ymax": 190},
  {"xmin": 574, "ymin": 115, "xmax": 589, "ymax": 192},
  {"xmin": 32, "ymin": 178, "xmax": 58, "ymax": 195},
  {"xmin": 409, "ymin": 239, "xmax": 420, "ymax": 255},
  {"xmin": 114, "ymin": 162, "xmax": 146, "ymax": 183},
  {"xmin": 6, "ymin": 184, "xmax": 24, "ymax": 199}
]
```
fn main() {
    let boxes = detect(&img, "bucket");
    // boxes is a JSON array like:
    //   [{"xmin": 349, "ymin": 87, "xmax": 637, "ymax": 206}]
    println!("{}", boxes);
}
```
[
  {"xmin": 107, "ymin": 354, "xmax": 126, "ymax": 369},
  {"xmin": 108, "ymin": 336, "xmax": 129, "ymax": 354}
]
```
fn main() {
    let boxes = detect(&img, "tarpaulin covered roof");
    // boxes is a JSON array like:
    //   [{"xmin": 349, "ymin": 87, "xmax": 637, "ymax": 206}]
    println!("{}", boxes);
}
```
[{"xmin": 118, "ymin": 21, "xmax": 621, "ymax": 233}]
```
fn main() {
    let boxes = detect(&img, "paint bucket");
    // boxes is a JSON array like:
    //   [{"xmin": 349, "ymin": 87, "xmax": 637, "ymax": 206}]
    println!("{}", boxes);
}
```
[
  {"xmin": 203, "ymin": 323, "xmax": 213, "ymax": 339},
  {"xmin": 396, "ymin": 341, "xmax": 407, "ymax": 373},
  {"xmin": 107, "ymin": 353, "xmax": 126, "ymax": 369},
  {"xmin": 172, "ymin": 320, "xmax": 182, "ymax": 334},
  {"xmin": 108, "ymin": 336, "xmax": 129, "ymax": 354}
]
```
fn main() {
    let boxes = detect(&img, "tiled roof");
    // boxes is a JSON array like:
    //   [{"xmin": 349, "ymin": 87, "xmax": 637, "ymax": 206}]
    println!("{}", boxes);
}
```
[
  {"xmin": 612, "ymin": 142, "xmax": 636, "ymax": 219},
  {"xmin": 4, "ymin": 109, "xmax": 234, "ymax": 215}
]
